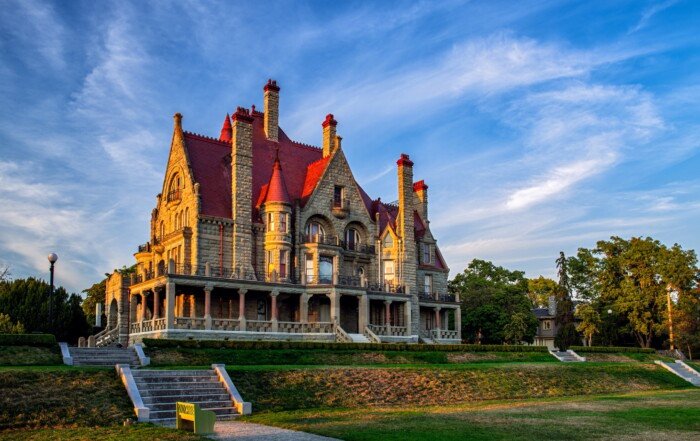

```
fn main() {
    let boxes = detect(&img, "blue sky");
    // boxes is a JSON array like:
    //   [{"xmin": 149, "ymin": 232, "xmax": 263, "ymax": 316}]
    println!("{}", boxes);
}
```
[{"xmin": 1, "ymin": 0, "xmax": 698, "ymax": 293}]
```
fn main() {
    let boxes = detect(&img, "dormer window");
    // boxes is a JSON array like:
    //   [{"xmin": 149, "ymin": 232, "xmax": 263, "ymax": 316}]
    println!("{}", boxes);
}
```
[
  {"xmin": 422, "ymin": 243, "xmax": 433, "ymax": 264},
  {"xmin": 333, "ymin": 186, "xmax": 343, "ymax": 207},
  {"xmin": 383, "ymin": 234, "xmax": 394, "ymax": 248}
]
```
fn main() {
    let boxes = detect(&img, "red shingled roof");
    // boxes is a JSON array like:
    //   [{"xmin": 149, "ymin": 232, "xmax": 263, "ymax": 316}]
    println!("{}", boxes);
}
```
[{"xmin": 261, "ymin": 156, "xmax": 291, "ymax": 205}]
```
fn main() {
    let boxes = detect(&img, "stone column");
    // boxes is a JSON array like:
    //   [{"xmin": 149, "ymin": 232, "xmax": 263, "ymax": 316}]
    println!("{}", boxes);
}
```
[
  {"xmin": 404, "ymin": 300, "xmax": 412, "ymax": 334},
  {"xmin": 270, "ymin": 290, "xmax": 279, "ymax": 332},
  {"xmin": 153, "ymin": 289, "xmax": 160, "ymax": 320},
  {"xmin": 165, "ymin": 281, "xmax": 176, "ymax": 329},
  {"xmin": 358, "ymin": 294, "xmax": 369, "ymax": 332},
  {"xmin": 238, "ymin": 288, "xmax": 247, "ymax": 331},
  {"xmin": 329, "ymin": 290, "xmax": 339, "ymax": 324},
  {"xmin": 204, "ymin": 285, "xmax": 212, "ymax": 330},
  {"xmin": 434, "ymin": 306, "xmax": 442, "ymax": 338},
  {"xmin": 384, "ymin": 300, "xmax": 392, "ymax": 334},
  {"xmin": 189, "ymin": 294, "xmax": 196, "ymax": 319},
  {"xmin": 300, "ymin": 293, "xmax": 309, "ymax": 323},
  {"xmin": 139, "ymin": 292, "xmax": 146, "ymax": 322},
  {"xmin": 454, "ymin": 306, "xmax": 462, "ymax": 340}
]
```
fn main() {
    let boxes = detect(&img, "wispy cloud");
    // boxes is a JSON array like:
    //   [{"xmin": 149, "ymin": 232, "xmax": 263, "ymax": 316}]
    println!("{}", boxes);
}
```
[{"xmin": 629, "ymin": 0, "xmax": 679, "ymax": 34}]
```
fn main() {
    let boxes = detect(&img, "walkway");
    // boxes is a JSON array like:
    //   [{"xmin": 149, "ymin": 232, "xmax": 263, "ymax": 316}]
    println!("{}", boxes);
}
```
[{"xmin": 209, "ymin": 421, "xmax": 341, "ymax": 441}]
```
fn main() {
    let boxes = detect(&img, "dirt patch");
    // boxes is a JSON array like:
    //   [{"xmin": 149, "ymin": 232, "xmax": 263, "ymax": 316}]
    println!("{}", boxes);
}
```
[
  {"xmin": 447, "ymin": 353, "xmax": 497, "ymax": 363},
  {"xmin": 582, "ymin": 354, "xmax": 635, "ymax": 362}
]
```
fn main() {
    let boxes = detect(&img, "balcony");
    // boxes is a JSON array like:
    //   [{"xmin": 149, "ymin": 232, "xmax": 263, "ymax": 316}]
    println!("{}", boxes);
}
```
[
  {"xmin": 331, "ymin": 197, "xmax": 350, "ymax": 218},
  {"xmin": 303, "ymin": 234, "xmax": 341, "ymax": 247},
  {"xmin": 418, "ymin": 292, "xmax": 458, "ymax": 303},
  {"xmin": 341, "ymin": 241, "xmax": 376, "ymax": 255},
  {"xmin": 166, "ymin": 188, "xmax": 181, "ymax": 204},
  {"xmin": 367, "ymin": 282, "xmax": 406, "ymax": 294}
]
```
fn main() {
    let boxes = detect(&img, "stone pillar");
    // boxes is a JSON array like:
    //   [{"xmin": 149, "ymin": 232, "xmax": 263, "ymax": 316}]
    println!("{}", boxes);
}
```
[
  {"xmin": 87, "ymin": 335, "xmax": 95, "ymax": 347},
  {"xmin": 322, "ymin": 114, "xmax": 337, "ymax": 158},
  {"xmin": 270, "ymin": 290, "xmax": 279, "ymax": 332},
  {"xmin": 165, "ymin": 281, "xmax": 176, "ymax": 329},
  {"xmin": 384, "ymin": 300, "xmax": 392, "ymax": 334},
  {"xmin": 189, "ymin": 294, "xmax": 196, "ymax": 319},
  {"xmin": 153, "ymin": 289, "xmax": 160, "ymax": 320},
  {"xmin": 139, "ymin": 292, "xmax": 146, "ymax": 322},
  {"xmin": 404, "ymin": 300, "xmax": 412, "ymax": 333},
  {"xmin": 329, "ymin": 290, "xmax": 339, "ymax": 324},
  {"xmin": 231, "ymin": 108, "xmax": 255, "ymax": 276},
  {"xmin": 205, "ymin": 261, "xmax": 211, "ymax": 277},
  {"xmin": 300, "ymin": 293, "xmax": 309, "ymax": 323},
  {"xmin": 358, "ymin": 294, "xmax": 369, "ymax": 331},
  {"xmin": 238, "ymin": 288, "xmax": 247, "ymax": 331},
  {"xmin": 95, "ymin": 303, "xmax": 103, "ymax": 327},
  {"xmin": 455, "ymin": 306, "xmax": 462, "ymax": 340},
  {"xmin": 434, "ymin": 306, "xmax": 442, "ymax": 337},
  {"xmin": 78, "ymin": 336, "xmax": 86, "ymax": 347},
  {"xmin": 204, "ymin": 285, "xmax": 212, "ymax": 330},
  {"xmin": 263, "ymin": 79, "xmax": 280, "ymax": 142}
]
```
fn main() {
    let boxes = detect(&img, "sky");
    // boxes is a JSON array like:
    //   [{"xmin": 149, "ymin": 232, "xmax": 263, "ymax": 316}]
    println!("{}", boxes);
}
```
[{"xmin": 0, "ymin": 0, "xmax": 699, "ymax": 294}]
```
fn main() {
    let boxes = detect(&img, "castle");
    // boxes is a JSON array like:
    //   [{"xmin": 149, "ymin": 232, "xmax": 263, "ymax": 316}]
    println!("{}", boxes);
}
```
[{"xmin": 100, "ymin": 80, "xmax": 461, "ymax": 346}]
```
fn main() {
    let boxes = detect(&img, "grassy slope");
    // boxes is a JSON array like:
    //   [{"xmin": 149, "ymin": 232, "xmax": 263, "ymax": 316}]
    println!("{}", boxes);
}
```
[
  {"xmin": 147, "ymin": 347, "xmax": 556, "ymax": 367},
  {"xmin": 0, "ymin": 345, "xmax": 62, "ymax": 366},
  {"xmin": 244, "ymin": 389, "xmax": 700, "ymax": 441},
  {"xmin": 228, "ymin": 362, "xmax": 691, "ymax": 411},
  {"xmin": 0, "ymin": 425, "xmax": 204, "ymax": 441},
  {"xmin": 0, "ymin": 367, "xmax": 133, "ymax": 430}
]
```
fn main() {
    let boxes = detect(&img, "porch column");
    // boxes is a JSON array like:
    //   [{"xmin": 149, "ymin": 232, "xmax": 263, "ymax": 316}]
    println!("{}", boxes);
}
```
[
  {"xmin": 329, "ymin": 289, "xmax": 339, "ymax": 324},
  {"xmin": 238, "ymin": 288, "xmax": 247, "ymax": 331},
  {"xmin": 358, "ymin": 294, "xmax": 369, "ymax": 332},
  {"xmin": 139, "ymin": 292, "xmax": 146, "ymax": 322},
  {"xmin": 300, "ymin": 293, "xmax": 309, "ymax": 323},
  {"xmin": 165, "ymin": 281, "xmax": 175, "ymax": 329},
  {"xmin": 189, "ymin": 294, "xmax": 196, "ymax": 318},
  {"xmin": 404, "ymin": 300, "xmax": 412, "ymax": 335},
  {"xmin": 204, "ymin": 285, "xmax": 212, "ymax": 330},
  {"xmin": 384, "ymin": 300, "xmax": 392, "ymax": 334},
  {"xmin": 434, "ymin": 306, "xmax": 442, "ymax": 338},
  {"xmin": 455, "ymin": 306, "xmax": 462, "ymax": 340},
  {"xmin": 271, "ymin": 290, "xmax": 279, "ymax": 332},
  {"xmin": 153, "ymin": 289, "xmax": 160, "ymax": 320}
]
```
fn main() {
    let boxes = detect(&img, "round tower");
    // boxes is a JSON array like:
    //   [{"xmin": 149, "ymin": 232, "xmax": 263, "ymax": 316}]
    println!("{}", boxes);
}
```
[{"xmin": 262, "ymin": 155, "xmax": 293, "ymax": 282}]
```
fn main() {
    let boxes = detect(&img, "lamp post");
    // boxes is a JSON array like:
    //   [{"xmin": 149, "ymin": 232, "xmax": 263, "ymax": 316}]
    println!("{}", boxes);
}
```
[
  {"xmin": 47, "ymin": 253, "xmax": 58, "ymax": 328},
  {"xmin": 666, "ymin": 284, "xmax": 675, "ymax": 351}
]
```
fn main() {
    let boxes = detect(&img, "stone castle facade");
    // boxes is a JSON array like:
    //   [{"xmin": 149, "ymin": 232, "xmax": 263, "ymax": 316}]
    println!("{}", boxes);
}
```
[{"xmin": 101, "ymin": 80, "xmax": 461, "ymax": 346}]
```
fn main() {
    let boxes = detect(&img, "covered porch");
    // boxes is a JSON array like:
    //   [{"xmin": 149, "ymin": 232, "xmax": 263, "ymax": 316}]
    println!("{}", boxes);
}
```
[{"xmin": 419, "ymin": 304, "xmax": 461, "ymax": 343}]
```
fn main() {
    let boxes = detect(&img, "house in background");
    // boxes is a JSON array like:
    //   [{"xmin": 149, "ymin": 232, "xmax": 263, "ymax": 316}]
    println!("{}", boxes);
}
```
[
  {"xmin": 533, "ymin": 297, "xmax": 558, "ymax": 349},
  {"xmin": 98, "ymin": 80, "xmax": 461, "ymax": 347}
]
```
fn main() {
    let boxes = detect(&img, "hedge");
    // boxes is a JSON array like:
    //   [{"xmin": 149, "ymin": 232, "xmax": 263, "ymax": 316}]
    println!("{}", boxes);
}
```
[
  {"xmin": 0, "ymin": 334, "xmax": 57, "ymax": 347},
  {"xmin": 141, "ymin": 338, "xmax": 549, "ymax": 353},
  {"xmin": 570, "ymin": 345, "xmax": 656, "ymax": 354}
]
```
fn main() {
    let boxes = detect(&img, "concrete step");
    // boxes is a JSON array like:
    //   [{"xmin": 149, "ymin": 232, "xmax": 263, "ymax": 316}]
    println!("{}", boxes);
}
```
[
  {"xmin": 142, "ymin": 393, "xmax": 230, "ymax": 405},
  {"xmin": 147, "ymin": 400, "xmax": 233, "ymax": 412},
  {"xmin": 134, "ymin": 376, "xmax": 219, "ymax": 385},
  {"xmin": 148, "ymin": 406, "xmax": 237, "ymax": 421},
  {"xmin": 136, "ymin": 381, "xmax": 224, "ymax": 391},
  {"xmin": 140, "ymin": 387, "xmax": 227, "ymax": 397},
  {"xmin": 348, "ymin": 333, "xmax": 370, "ymax": 343},
  {"xmin": 132, "ymin": 370, "xmax": 213, "ymax": 377}
]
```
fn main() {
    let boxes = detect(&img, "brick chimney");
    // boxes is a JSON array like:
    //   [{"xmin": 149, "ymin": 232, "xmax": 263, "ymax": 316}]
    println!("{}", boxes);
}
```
[
  {"xmin": 322, "ymin": 114, "xmax": 337, "ymax": 157},
  {"xmin": 397, "ymin": 154, "xmax": 416, "ymax": 294},
  {"xmin": 264, "ymin": 79, "xmax": 280, "ymax": 142},
  {"xmin": 413, "ymin": 180, "xmax": 428, "ymax": 221},
  {"xmin": 231, "ymin": 106, "xmax": 255, "ymax": 276}
]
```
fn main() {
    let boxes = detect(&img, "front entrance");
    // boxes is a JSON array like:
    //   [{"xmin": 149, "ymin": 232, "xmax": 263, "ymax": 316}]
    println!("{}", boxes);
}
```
[{"xmin": 339, "ymin": 295, "xmax": 359, "ymax": 333}]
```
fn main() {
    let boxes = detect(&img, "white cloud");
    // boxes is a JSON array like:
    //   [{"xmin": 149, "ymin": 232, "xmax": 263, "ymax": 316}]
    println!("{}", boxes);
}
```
[{"xmin": 629, "ymin": 0, "xmax": 679, "ymax": 34}]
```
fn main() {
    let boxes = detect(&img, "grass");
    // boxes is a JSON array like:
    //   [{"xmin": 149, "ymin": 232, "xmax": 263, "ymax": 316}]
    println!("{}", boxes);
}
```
[
  {"xmin": 0, "ymin": 425, "xmax": 204, "ymax": 440},
  {"xmin": 0, "ymin": 345, "xmax": 62, "ymax": 366},
  {"xmin": 147, "ymin": 347, "xmax": 557, "ymax": 367},
  {"xmin": 243, "ymin": 388, "xmax": 700, "ymax": 440},
  {"xmin": 575, "ymin": 351, "xmax": 668, "ymax": 362},
  {"xmin": 227, "ymin": 362, "xmax": 691, "ymax": 412},
  {"xmin": 0, "ymin": 366, "xmax": 133, "ymax": 430}
]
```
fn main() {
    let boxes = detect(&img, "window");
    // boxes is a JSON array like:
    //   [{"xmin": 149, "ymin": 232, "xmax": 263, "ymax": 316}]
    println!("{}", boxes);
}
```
[
  {"xmin": 267, "ymin": 212, "xmax": 275, "ymax": 232},
  {"xmin": 279, "ymin": 250, "xmax": 288, "ymax": 279},
  {"xmin": 184, "ymin": 208, "xmax": 189, "ymax": 227},
  {"xmin": 319, "ymin": 256, "xmax": 333, "ymax": 284},
  {"xmin": 543, "ymin": 320, "xmax": 551, "ymax": 331},
  {"xmin": 305, "ymin": 221, "xmax": 324, "ymax": 241},
  {"xmin": 167, "ymin": 174, "xmax": 181, "ymax": 202},
  {"xmin": 305, "ymin": 254, "xmax": 314, "ymax": 283},
  {"xmin": 424, "ymin": 274, "xmax": 433, "ymax": 294},
  {"xmin": 383, "ymin": 260, "xmax": 395, "ymax": 282},
  {"xmin": 159, "ymin": 221, "xmax": 165, "ymax": 239},
  {"xmin": 345, "ymin": 228, "xmax": 360, "ymax": 250},
  {"xmin": 383, "ymin": 234, "xmax": 394, "ymax": 248},
  {"xmin": 266, "ymin": 250, "xmax": 275, "ymax": 279},
  {"xmin": 333, "ymin": 186, "xmax": 343, "ymax": 207},
  {"xmin": 280, "ymin": 213, "xmax": 287, "ymax": 233}
]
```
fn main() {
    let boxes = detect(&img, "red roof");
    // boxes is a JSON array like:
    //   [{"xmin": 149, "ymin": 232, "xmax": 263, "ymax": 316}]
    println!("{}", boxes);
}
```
[{"xmin": 261, "ymin": 156, "xmax": 291, "ymax": 205}]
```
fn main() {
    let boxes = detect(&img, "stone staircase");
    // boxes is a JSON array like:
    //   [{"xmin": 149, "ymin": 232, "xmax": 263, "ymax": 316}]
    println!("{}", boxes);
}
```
[
  {"xmin": 550, "ymin": 349, "xmax": 585, "ymax": 362},
  {"xmin": 69, "ymin": 346, "xmax": 141, "ymax": 367},
  {"xmin": 656, "ymin": 360, "xmax": 700, "ymax": 386},
  {"xmin": 347, "ymin": 333, "xmax": 370, "ymax": 343},
  {"xmin": 132, "ymin": 369, "xmax": 240, "ymax": 423}
]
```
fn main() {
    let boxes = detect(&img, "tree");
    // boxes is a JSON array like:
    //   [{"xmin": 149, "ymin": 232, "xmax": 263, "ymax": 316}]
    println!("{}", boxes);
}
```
[
  {"xmin": 504, "ymin": 312, "xmax": 537, "ymax": 344},
  {"xmin": 527, "ymin": 276, "xmax": 558, "ymax": 308},
  {"xmin": 0, "ymin": 264, "xmax": 9, "ymax": 282},
  {"xmin": 675, "ymin": 288, "xmax": 700, "ymax": 359},
  {"xmin": 449, "ymin": 259, "xmax": 538, "ymax": 344},
  {"xmin": 82, "ymin": 278, "xmax": 106, "ymax": 327},
  {"xmin": 0, "ymin": 313, "xmax": 25, "ymax": 334},
  {"xmin": 575, "ymin": 303, "xmax": 601, "ymax": 347},
  {"xmin": 555, "ymin": 322, "xmax": 580, "ymax": 351},
  {"xmin": 555, "ymin": 251, "xmax": 575, "ymax": 325},
  {"xmin": 0, "ymin": 277, "xmax": 90, "ymax": 343}
]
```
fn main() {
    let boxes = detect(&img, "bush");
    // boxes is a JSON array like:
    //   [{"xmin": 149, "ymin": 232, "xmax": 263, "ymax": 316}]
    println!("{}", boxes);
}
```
[
  {"xmin": 554, "ymin": 322, "xmax": 580, "ymax": 351},
  {"xmin": 0, "ymin": 334, "xmax": 56, "ymax": 347},
  {"xmin": 141, "ymin": 338, "xmax": 549, "ymax": 353},
  {"xmin": 570, "ymin": 345, "xmax": 656, "ymax": 354}
]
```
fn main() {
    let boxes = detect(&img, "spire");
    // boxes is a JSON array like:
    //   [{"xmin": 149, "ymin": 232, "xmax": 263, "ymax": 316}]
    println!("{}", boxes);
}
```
[
  {"xmin": 264, "ymin": 150, "xmax": 291, "ymax": 204},
  {"xmin": 220, "ymin": 113, "xmax": 232, "ymax": 142}
]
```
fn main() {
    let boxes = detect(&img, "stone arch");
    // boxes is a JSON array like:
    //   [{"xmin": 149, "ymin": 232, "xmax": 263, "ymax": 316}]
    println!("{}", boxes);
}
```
[
  {"xmin": 343, "ymin": 220, "xmax": 369, "ymax": 250},
  {"xmin": 108, "ymin": 298, "xmax": 118, "ymax": 329},
  {"xmin": 304, "ymin": 214, "xmax": 336, "ymax": 240}
]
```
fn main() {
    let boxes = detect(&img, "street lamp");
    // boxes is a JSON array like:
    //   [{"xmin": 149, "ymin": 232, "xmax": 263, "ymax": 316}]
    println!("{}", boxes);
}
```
[{"xmin": 47, "ymin": 253, "xmax": 58, "ymax": 328}]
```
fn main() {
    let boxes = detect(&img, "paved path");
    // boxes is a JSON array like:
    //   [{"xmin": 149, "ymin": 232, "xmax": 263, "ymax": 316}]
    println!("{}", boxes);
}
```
[{"xmin": 208, "ymin": 421, "xmax": 341, "ymax": 441}]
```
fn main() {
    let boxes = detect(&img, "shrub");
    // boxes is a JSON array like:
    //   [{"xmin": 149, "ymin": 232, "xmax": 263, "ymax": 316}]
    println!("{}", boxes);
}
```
[
  {"xmin": 0, "ymin": 334, "xmax": 56, "ymax": 347},
  {"xmin": 570, "ymin": 345, "xmax": 656, "ymax": 354},
  {"xmin": 141, "ymin": 338, "xmax": 549, "ymax": 353},
  {"xmin": 554, "ymin": 322, "xmax": 580, "ymax": 351}
]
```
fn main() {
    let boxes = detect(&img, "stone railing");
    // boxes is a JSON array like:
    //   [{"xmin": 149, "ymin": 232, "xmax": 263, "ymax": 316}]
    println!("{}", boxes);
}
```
[
  {"xmin": 173, "ymin": 317, "xmax": 206, "ymax": 330},
  {"xmin": 212, "ymin": 318, "xmax": 240, "ymax": 331},
  {"xmin": 363, "ymin": 326, "xmax": 381, "ymax": 343},
  {"xmin": 432, "ymin": 329, "xmax": 459, "ymax": 340},
  {"xmin": 367, "ymin": 324, "xmax": 408, "ymax": 337},
  {"xmin": 301, "ymin": 321, "xmax": 334, "ymax": 333},
  {"xmin": 334, "ymin": 323, "xmax": 352, "ymax": 343},
  {"xmin": 247, "ymin": 320, "xmax": 273, "ymax": 333},
  {"xmin": 96, "ymin": 326, "xmax": 118, "ymax": 347},
  {"xmin": 153, "ymin": 318, "xmax": 166, "ymax": 330},
  {"xmin": 418, "ymin": 292, "xmax": 458, "ymax": 303}
]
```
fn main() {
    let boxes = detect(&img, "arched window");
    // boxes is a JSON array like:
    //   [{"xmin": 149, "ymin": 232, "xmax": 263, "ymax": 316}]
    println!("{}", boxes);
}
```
[
  {"xmin": 305, "ymin": 221, "xmax": 325, "ymax": 242},
  {"xmin": 167, "ymin": 174, "xmax": 181, "ymax": 202},
  {"xmin": 184, "ymin": 208, "xmax": 189, "ymax": 227},
  {"xmin": 159, "ymin": 221, "xmax": 165, "ymax": 240},
  {"xmin": 345, "ymin": 228, "xmax": 360, "ymax": 251}
]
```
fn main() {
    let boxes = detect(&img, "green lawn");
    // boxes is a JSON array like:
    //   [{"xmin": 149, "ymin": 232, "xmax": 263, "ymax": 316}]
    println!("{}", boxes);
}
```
[
  {"xmin": 244, "ymin": 389, "xmax": 700, "ymax": 441},
  {"xmin": 0, "ymin": 345, "xmax": 62, "ymax": 366}
]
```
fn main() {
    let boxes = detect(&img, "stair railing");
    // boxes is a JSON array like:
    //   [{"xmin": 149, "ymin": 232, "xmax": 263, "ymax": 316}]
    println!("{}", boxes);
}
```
[
  {"xmin": 334, "ymin": 321, "xmax": 352, "ymax": 343},
  {"xmin": 363, "ymin": 326, "xmax": 381, "ymax": 343}
]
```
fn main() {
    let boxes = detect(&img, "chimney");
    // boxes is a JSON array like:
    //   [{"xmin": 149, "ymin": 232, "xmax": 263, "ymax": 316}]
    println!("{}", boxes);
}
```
[
  {"xmin": 548, "ymin": 295, "xmax": 557, "ymax": 316},
  {"xmin": 322, "ymin": 114, "xmax": 337, "ymax": 157},
  {"xmin": 231, "ymin": 106, "xmax": 255, "ymax": 275},
  {"xmin": 264, "ymin": 79, "xmax": 280, "ymax": 142},
  {"xmin": 397, "ymin": 154, "xmax": 416, "ymax": 294},
  {"xmin": 413, "ymin": 180, "xmax": 428, "ymax": 221}
]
